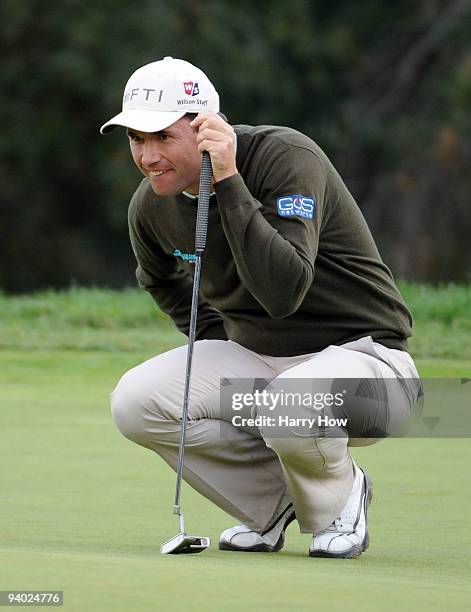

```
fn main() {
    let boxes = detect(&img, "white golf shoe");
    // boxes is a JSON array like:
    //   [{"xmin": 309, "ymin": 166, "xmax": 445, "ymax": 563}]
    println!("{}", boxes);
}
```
[
  {"xmin": 309, "ymin": 465, "xmax": 373, "ymax": 559},
  {"xmin": 219, "ymin": 503, "xmax": 295, "ymax": 552}
]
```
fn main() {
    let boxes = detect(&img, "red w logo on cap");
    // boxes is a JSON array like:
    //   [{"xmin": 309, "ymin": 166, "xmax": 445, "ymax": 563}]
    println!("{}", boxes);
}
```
[{"xmin": 183, "ymin": 81, "xmax": 199, "ymax": 96}]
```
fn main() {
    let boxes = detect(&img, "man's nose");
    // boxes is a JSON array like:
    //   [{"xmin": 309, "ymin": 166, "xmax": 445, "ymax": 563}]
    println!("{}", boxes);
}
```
[{"xmin": 141, "ymin": 139, "xmax": 162, "ymax": 167}]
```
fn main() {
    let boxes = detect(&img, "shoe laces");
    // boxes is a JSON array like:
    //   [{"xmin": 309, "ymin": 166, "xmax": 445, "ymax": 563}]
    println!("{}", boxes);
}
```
[{"xmin": 325, "ymin": 469, "xmax": 362, "ymax": 531}]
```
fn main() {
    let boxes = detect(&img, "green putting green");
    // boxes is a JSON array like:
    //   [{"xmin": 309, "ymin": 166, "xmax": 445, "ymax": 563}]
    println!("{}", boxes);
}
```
[{"xmin": 1, "ymin": 351, "xmax": 470, "ymax": 611}]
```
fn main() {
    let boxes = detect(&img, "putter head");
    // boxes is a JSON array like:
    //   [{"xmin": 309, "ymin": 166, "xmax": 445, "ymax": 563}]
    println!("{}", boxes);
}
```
[{"xmin": 160, "ymin": 532, "xmax": 210, "ymax": 555}]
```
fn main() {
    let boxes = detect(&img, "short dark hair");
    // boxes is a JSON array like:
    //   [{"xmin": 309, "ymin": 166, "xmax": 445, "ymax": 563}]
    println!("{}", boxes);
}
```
[{"xmin": 184, "ymin": 111, "xmax": 229, "ymax": 122}]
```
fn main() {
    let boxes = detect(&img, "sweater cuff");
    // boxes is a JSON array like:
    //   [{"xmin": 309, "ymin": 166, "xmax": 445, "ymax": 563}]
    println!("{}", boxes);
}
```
[{"xmin": 196, "ymin": 321, "xmax": 228, "ymax": 341}]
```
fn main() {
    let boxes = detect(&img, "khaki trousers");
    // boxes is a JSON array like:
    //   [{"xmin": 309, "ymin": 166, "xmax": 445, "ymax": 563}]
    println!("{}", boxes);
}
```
[{"xmin": 110, "ymin": 336, "xmax": 419, "ymax": 533}]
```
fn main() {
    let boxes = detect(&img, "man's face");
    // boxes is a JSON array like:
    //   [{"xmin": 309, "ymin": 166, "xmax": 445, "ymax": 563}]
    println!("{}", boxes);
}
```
[{"xmin": 127, "ymin": 117, "xmax": 201, "ymax": 196}]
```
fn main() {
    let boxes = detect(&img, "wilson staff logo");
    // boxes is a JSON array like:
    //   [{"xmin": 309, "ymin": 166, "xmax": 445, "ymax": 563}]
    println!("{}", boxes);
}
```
[{"xmin": 183, "ymin": 81, "xmax": 200, "ymax": 96}]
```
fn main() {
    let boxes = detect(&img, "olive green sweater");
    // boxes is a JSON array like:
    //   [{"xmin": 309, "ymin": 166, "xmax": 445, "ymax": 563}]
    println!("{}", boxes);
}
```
[{"xmin": 128, "ymin": 124, "xmax": 412, "ymax": 356}]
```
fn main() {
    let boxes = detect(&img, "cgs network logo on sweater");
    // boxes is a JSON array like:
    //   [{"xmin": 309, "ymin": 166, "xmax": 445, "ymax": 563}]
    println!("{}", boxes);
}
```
[{"xmin": 277, "ymin": 195, "xmax": 316, "ymax": 219}]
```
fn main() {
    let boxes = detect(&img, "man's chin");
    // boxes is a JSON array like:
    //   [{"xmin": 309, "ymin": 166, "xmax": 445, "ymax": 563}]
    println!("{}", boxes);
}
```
[
  {"xmin": 149, "ymin": 180, "xmax": 198, "ymax": 198},
  {"xmin": 148, "ymin": 180, "xmax": 181, "ymax": 197}
]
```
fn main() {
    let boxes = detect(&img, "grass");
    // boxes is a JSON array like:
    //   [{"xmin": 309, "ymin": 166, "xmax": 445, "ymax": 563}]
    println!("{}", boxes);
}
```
[
  {"xmin": 0, "ymin": 287, "xmax": 185, "ymax": 353},
  {"xmin": 0, "ymin": 284, "xmax": 470, "ymax": 610},
  {"xmin": 397, "ymin": 281, "xmax": 471, "ymax": 360},
  {"xmin": 1, "ymin": 350, "xmax": 470, "ymax": 611},
  {"xmin": 1, "ymin": 282, "xmax": 470, "ymax": 359}
]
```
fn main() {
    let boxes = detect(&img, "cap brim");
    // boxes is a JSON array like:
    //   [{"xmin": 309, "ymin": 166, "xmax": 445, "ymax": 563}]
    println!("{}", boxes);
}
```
[{"xmin": 100, "ymin": 109, "xmax": 187, "ymax": 134}]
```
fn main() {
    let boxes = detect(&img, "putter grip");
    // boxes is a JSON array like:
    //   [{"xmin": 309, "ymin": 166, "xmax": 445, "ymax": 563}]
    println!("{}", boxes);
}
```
[{"xmin": 195, "ymin": 151, "xmax": 212, "ymax": 253}]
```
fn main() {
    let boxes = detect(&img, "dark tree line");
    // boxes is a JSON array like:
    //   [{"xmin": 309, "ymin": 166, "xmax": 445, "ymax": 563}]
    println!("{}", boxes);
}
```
[{"xmin": 1, "ymin": 0, "xmax": 470, "ymax": 292}]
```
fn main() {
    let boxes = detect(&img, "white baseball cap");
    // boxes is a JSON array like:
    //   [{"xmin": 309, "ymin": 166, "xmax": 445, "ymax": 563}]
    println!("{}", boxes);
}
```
[{"xmin": 100, "ymin": 56, "xmax": 219, "ymax": 134}]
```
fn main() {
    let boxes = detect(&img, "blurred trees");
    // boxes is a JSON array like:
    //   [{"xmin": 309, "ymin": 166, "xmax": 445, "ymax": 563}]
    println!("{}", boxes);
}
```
[{"xmin": 1, "ymin": 0, "xmax": 470, "ymax": 292}]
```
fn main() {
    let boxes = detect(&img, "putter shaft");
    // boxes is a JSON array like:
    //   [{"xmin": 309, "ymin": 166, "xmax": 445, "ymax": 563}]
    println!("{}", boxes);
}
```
[{"xmin": 161, "ymin": 152, "xmax": 212, "ymax": 555}]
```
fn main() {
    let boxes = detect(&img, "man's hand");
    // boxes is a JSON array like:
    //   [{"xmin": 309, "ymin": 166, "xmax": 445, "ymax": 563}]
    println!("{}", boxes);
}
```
[{"xmin": 190, "ymin": 113, "xmax": 238, "ymax": 184}]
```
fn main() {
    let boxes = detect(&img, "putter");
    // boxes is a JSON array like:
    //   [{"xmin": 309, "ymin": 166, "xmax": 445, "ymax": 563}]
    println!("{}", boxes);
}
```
[{"xmin": 161, "ymin": 151, "xmax": 213, "ymax": 555}]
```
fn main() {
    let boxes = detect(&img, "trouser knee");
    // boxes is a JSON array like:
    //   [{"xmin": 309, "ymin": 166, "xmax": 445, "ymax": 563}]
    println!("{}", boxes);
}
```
[
  {"xmin": 264, "ymin": 436, "xmax": 349, "ymax": 474},
  {"xmin": 110, "ymin": 377, "xmax": 151, "ymax": 446}
]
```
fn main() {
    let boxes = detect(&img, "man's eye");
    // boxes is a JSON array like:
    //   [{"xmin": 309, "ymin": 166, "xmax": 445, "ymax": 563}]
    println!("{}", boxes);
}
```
[
  {"xmin": 128, "ymin": 133, "xmax": 142, "ymax": 143},
  {"xmin": 158, "ymin": 133, "xmax": 170, "ymax": 141}
]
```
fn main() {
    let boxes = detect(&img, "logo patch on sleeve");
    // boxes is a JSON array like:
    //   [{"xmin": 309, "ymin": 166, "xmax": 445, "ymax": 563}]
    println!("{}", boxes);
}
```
[{"xmin": 277, "ymin": 195, "xmax": 316, "ymax": 219}]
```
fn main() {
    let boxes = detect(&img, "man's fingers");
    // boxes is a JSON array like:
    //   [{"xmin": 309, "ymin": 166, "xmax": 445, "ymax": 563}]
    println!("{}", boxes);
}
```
[
  {"xmin": 196, "ymin": 127, "xmax": 230, "ymax": 144},
  {"xmin": 189, "ymin": 112, "xmax": 217, "ymax": 129},
  {"xmin": 190, "ymin": 112, "xmax": 238, "ymax": 183},
  {"xmin": 197, "ymin": 140, "xmax": 233, "ymax": 157},
  {"xmin": 190, "ymin": 113, "xmax": 232, "ymax": 133},
  {"xmin": 189, "ymin": 111, "xmax": 224, "ymax": 122}
]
